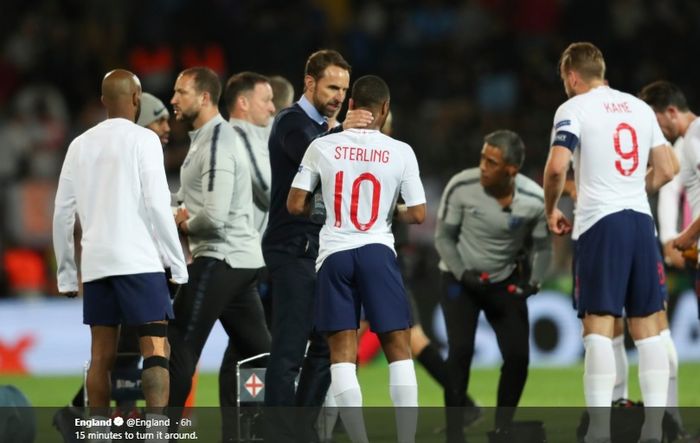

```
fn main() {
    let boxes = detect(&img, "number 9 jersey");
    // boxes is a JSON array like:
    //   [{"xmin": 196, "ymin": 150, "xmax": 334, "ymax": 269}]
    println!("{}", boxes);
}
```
[
  {"xmin": 551, "ymin": 85, "xmax": 669, "ymax": 239},
  {"xmin": 292, "ymin": 128, "xmax": 426, "ymax": 270}
]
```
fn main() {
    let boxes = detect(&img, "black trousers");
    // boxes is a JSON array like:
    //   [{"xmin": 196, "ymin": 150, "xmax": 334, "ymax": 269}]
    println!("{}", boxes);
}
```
[
  {"xmin": 262, "ymin": 235, "xmax": 330, "ymax": 442},
  {"xmin": 168, "ymin": 257, "xmax": 270, "ymax": 410},
  {"xmin": 441, "ymin": 271, "xmax": 529, "ymax": 431}
]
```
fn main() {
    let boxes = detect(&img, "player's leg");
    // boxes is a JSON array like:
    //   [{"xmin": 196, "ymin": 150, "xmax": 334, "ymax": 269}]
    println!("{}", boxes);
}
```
[
  {"xmin": 577, "ymin": 211, "xmax": 635, "ymax": 443},
  {"xmin": 359, "ymin": 244, "xmax": 416, "ymax": 443},
  {"xmin": 406, "ymin": 290, "xmax": 453, "ymax": 399},
  {"xmin": 83, "ymin": 277, "xmax": 121, "ymax": 415},
  {"xmin": 137, "ymin": 321, "xmax": 170, "ymax": 409},
  {"xmin": 113, "ymin": 325, "xmax": 141, "ymax": 413},
  {"xmin": 316, "ymin": 249, "xmax": 362, "ymax": 405},
  {"xmin": 317, "ymin": 249, "xmax": 369, "ymax": 443},
  {"xmin": 657, "ymin": 308, "xmax": 685, "ymax": 434},
  {"xmin": 87, "ymin": 325, "xmax": 119, "ymax": 410},
  {"xmin": 112, "ymin": 272, "xmax": 174, "ymax": 411},
  {"xmin": 626, "ymin": 213, "xmax": 669, "ymax": 442},
  {"xmin": 135, "ymin": 321, "xmax": 170, "ymax": 443},
  {"xmin": 113, "ymin": 272, "xmax": 175, "ymax": 443},
  {"xmin": 611, "ymin": 317, "xmax": 628, "ymax": 400}
]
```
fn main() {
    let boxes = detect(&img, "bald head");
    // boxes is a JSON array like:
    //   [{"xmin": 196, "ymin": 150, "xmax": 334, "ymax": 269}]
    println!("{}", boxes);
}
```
[{"xmin": 101, "ymin": 69, "xmax": 142, "ymax": 121}]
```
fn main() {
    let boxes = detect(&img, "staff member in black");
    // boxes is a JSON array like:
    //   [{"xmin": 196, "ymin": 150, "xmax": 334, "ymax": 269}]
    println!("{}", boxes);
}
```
[
  {"xmin": 262, "ymin": 49, "xmax": 371, "ymax": 440},
  {"xmin": 435, "ymin": 130, "xmax": 551, "ymax": 442}
]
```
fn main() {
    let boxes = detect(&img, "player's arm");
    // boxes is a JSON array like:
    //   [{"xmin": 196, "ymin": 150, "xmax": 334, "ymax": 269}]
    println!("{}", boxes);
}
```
[
  {"xmin": 52, "ymin": 145, "xmax": 79, "ymax": 295},
  {"xmin": 137, "ymin": 133, "xmax": 188, "ymax": 284},
  {"xmin": 646, "ymin": 143, "xmax": 679, "ymax": 194},
  {"xmin": 396, "ymin": 146, "xmax": 427, "ymax": 225},
  {"xmin": 288, "ymin": 142, "xmax": 321, "ymax": 217},
  {"xmin": 394, "ymin": 203, "xmax": 425, "ymax": 224},
  {"xmin": 287, "ymin": 187, "xmax": 312, "ymax": 217},
  {"xmin": 673, "ymin": 136, "xmax": 700, "ymax": 251},
  {"xmin": 657, "ymin": 166, "xmax": 684, "ymax": 268},
  {"xmin": 543, "ymin": 145, "xmax": 573, "ymax": 235}
]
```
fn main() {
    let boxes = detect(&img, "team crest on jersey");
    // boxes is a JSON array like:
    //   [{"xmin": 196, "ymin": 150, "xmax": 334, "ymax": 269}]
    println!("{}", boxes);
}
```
[{"xmin": 508, "ymin": 215, "xmax": 524, "ymax": 230}]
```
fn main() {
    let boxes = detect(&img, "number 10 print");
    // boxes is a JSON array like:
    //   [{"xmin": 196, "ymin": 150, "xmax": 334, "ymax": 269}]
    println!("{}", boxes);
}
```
[{"xmin": 333, "ymin": 171, "xmax": 381, "ymax": 231}]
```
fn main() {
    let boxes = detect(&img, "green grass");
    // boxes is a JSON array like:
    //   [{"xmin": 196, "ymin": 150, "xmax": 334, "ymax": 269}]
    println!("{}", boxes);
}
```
[{"xmin": 3, "ymin": 361, "xmax": 700, "ymax": 407}]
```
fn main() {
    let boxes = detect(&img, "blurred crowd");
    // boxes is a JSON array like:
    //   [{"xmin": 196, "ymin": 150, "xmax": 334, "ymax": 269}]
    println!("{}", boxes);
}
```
[{"xmin": 1, "ymin": 0, "xmax": 699, "ymax": 297}]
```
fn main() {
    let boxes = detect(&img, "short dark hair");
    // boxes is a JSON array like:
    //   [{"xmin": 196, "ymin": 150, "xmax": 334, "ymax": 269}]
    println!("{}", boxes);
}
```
[
  {"xmin": 639, "ymin": 80, "xmax": 690, "ymax": 113},
  {"xmin": 559, "ymin": 42, "xmax": 606, "ymax": 81},
  {"xmin": 484, "ymin": 129, "xmax": 525, "ymax": 168},
  {"xmin": 224, "ymin": 71, "xmax": 270, "ymax": 111},
  {"xmin": 305, "ymin": 49, "xmax": 351, "ymax": 80},
  {"xmin": 351, "ymin": 75, "xmax": 390, "ymax": 109},
  {"xmin": 181, "ymin": 66, "xmax": 222, "ymax": 105}
]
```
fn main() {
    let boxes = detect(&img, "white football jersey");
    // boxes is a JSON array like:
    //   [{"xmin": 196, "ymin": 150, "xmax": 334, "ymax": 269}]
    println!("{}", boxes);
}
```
[
  {"xmin": 551, "ymin": 85, "xmax": 668, "ymax": 239},
  {"xmin": 292, "ymin": 128, "xmax": 426, "ymax": 269},
  {"xmin": 679, "ymin": 118, "xmax": 700, "ymax": 244}
]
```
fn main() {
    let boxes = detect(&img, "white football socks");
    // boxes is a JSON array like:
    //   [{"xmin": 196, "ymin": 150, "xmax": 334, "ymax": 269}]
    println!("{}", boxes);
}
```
[
  {"xmin": 660, "ymin": 328, "xmax": 683, "ymax": 428},
  {"xmin": 331, "ymin": 362, "xmax": 368, "ymax": 443},
  {"xmin": 636, "ymin": 335, "xmax": 669, "ymax": 442},
  {"xmin": 611, "ymin": 334, "xmax": 628, "ymax": 400},
  {"xmin": 389, "ymin": 359, "xmax": 418, "ymax": 443},
  {"xmin": 583, "ymin": 334, "xmax": 616, "ymax": 443}
]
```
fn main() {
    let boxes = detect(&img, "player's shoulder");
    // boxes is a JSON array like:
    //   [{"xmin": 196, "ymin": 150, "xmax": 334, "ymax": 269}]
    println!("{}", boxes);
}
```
[
  {"xmin": 309, "ymin": 130, "xmax": 343, "ymax": 150},
  {"xmin": 515, "ymin": 174, "xmax": 544, "ymax": 203},
  {"xmin": 379, "ymin": 132, "xmax": 413, "ymax": 152},
  {"xmin": 446, "ymin": 167, "xmax": 480, "ymax": 188},
  {"xmin": 685, "ymin": 118, "xmax": 700, "ymax": 140}
]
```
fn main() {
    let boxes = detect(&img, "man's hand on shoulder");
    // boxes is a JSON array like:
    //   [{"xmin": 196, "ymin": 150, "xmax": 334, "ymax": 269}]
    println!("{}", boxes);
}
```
[{"xmin": 342, "ymin": 109, "xmax": 374, "ymax": 130}]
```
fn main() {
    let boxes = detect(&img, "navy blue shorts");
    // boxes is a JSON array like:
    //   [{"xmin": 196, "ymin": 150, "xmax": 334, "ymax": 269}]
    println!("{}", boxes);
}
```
[
  {"xmin": 574, "ymin": 210, "xmax": 666, "ymax": 318},
  {"xmin": 315, "ymin": 243, "xmax": 412, "ymax": 333},
  {"xmin": 83, "ymin": 272, "xmax": 174, "ymax": 326}
]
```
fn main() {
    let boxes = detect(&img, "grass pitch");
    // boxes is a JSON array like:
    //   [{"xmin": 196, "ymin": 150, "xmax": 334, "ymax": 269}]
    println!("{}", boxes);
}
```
[{"xmin": 2, "ymin": 361, "xmax": 700, "ymax": 407}]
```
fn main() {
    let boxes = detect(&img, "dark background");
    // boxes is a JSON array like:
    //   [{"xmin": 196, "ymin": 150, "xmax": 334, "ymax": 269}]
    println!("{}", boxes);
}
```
[{"xmin": 0, "ymin": 0, "xmax": 698, "ymax": 304}]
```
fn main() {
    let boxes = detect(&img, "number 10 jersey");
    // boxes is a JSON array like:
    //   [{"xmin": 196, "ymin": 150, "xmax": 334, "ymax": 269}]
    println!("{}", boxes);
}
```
[
  {"xmin": 551, "ymin": 85, "xmax": 669, "ymax": 239},
  {"xmin": 292, "ymin": 128, "xmax": 426, "ymax": 270}
]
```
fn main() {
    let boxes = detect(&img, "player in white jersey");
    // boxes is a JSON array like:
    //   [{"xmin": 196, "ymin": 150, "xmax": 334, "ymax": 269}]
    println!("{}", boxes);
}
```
[
  {"xmin": 288, "ymin": 75, "xmax": 426, "ymax": 443},
  {"xmin": 543, "ymin": 42, "xmax": 678, "ymax": 443},
  {"xmin": 639, "ymin": 79, "xmax": 698, "ymax": 441}
]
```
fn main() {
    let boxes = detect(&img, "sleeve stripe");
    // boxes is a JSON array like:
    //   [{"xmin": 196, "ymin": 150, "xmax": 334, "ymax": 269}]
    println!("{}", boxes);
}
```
[
  {"xmin": 517, "ymin": 187, "xmax": 544, "ymax": 203},
  {"xmin": 207, "ymin": 123, "xmax": 221, "ymax": 192},
  {"xmin": 233, "ymin": 126, "xmax": 268, "ymax": 191},
  {"xmin": 439, "ymin": 178, "xmax": 479, "ymax": 219}
]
